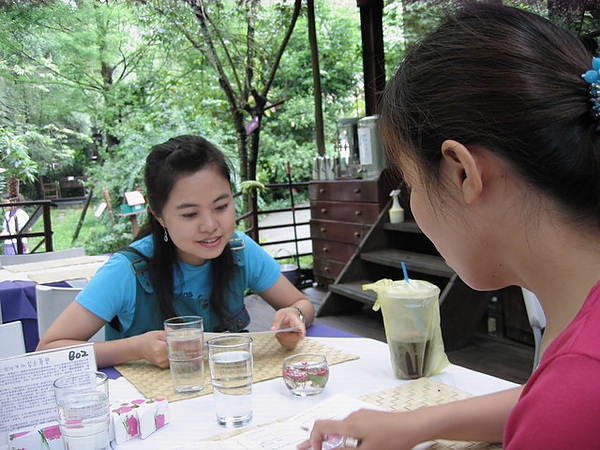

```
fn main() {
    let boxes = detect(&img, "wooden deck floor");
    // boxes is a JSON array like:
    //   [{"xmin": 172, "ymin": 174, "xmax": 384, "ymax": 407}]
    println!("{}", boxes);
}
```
[{"xmin": 245, "ymin": 285, "xmax": 534, "ymax": 385}]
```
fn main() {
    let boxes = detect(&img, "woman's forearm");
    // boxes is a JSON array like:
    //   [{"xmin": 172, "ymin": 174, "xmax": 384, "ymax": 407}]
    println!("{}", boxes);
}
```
[
  {"xmin": 37, "ymin": 337, "xmax": 141, "ymax": 368},
  {"xmin": 37, "ymin": 331, "xmax": 168, "ymax": 369},
  {"xmin": 412, "ymin": 386, "xmax": 522, "ymax": 444}
]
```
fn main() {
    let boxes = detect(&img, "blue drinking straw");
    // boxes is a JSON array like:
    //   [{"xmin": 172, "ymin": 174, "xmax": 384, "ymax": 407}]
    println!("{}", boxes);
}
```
[{"xmin": 401, "ymin": 261, "xmax": 410, "ymax": 283}]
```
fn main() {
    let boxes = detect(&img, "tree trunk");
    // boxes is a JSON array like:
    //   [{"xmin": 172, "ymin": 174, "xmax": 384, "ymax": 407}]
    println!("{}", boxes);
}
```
[{"xmin": 307, "ymin": 0, "xmax": 326, "ymax": 156}]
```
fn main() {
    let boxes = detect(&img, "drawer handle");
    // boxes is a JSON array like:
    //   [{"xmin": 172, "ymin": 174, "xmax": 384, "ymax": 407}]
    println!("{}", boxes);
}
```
[
  {"xmin": 354, "ymin": 188, "xmax": 361, "ymax": 194},
  {"xmin": 354, "ymin": 232, "xmax": 361, "ymax": 238},
  {"xmin": 321, "ymin": 208, "xmax": 327, "ymax": 214},
  {"xmin": 354, "ymin": 210, "xmax": 362, "ymax": 216},
  {"xmin": 319, "ymin": 188, "xmax": 326, "ymax": 194},
  {"xmin": 322, "ymin": 247, "xmax": 329, "ymax": 253},
  {"xmin": 324, "ymin": 266, "xmax": 330, "ymax": 272},
  {"xmin": 320, "ymin": 227, "xmax": 327, "ymax": 233}
]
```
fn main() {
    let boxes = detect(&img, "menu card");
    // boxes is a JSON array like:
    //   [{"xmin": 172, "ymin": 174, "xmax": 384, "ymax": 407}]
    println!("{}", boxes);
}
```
[
  {"xmin": 0, "ymin": 343, "xmax": 97, "ymax": 442},
  {"xmin": 172, "ymin": 395, "xmax": 386, "ymax": 449}
]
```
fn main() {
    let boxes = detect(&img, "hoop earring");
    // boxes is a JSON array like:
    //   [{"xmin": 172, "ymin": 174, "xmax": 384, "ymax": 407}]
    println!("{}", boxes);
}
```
[{"xmin": 163, "ymin": 228, "xmax": 169, "ymax": 243}]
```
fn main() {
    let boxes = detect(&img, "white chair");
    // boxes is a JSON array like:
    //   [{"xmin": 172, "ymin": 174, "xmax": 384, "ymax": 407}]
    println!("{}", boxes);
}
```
[
  {"xmin": 0, "ymin": 247, "xmax": 86, "ymax": 266},
  {"xmin": 66, "ymin": 278, "xmax": 89, "ymax": 288},
  {"xmin": 36, "ymin": 285, "xmax": 105, "ymax": 342},
  {"xmin": 521, "ymin": 287, "xmax": 546, "ymax": 371},
  {"xmin": 0, "ymin": 321, "xmax": 26, "ymax": 358}
]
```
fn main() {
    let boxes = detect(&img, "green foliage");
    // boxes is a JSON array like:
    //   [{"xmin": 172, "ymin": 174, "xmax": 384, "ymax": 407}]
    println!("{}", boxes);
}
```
[
  {"xmin": 28, "ymin": 202, "xmax": 140, "ymax": 254},
  {"xmin": 383, "ymin": 0, "xmax": 600, "ymax": 80},
  {"xmin": 3, "ymin": 0, "xmax": 600, "ymax": 260},
  {"xmin": 81, "ymin": 218, "xmax": 134, "ymax": 255},
  {"xmin": 0, "ymin": 0, "xmax": 368, "ymax": 213},
  {"xmin": 257, "ymin": 1, "xmax": 363, "ymax": 189},
  {"xmin": 27, "ymin": 204, "xmax": 102, "ymax": 252},
  {"xmin": 384, "ymin": 0, "xmax": 458, "ymax": 77},
  {"xmin": 0, "ymin": 126, "xmax": 37, "ymax": 181}
]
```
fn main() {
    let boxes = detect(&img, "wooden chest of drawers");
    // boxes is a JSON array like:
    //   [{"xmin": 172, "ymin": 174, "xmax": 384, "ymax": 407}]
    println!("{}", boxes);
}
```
[{"xmin": 310, "ymin": 175, "xmax": 392, "ymax": 285}]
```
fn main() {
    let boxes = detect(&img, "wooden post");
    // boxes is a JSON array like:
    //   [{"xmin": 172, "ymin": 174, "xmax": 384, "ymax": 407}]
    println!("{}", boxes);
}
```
[
  {"xmin": 42, "ymin": 202, "xmax": 54, "ymax": 251},
  {"xmin": 130, "ymin": 214, "xmax": 140, "ymax": 236},
  {"xmin": 72, "ymin": 186, "xmax": 94, "ymax": 244},
  {"xmin": 357, "ymin": 0, "xmax": 385, "ymax": 115},
  {"xmin": 103, "ymin": 189, "xmax": 116, "ymax": 226}
]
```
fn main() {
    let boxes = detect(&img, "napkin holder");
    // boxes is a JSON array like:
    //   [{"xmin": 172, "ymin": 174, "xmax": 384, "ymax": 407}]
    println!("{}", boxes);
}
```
[{"xmin": 7, "ymin": 398, "xmax": 169, "ymax": 449}]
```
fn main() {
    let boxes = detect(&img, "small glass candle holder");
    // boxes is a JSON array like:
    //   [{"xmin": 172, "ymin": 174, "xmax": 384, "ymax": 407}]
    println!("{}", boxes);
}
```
[{"xmin": 282, "ymin": 353, "xmax": 329, "ymax": 397}]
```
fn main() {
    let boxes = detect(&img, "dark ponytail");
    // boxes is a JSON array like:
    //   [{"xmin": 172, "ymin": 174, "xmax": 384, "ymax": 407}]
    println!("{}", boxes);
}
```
[{"xmin": 380, "ymin": 4, "xmax": 600, "ymax": 226}]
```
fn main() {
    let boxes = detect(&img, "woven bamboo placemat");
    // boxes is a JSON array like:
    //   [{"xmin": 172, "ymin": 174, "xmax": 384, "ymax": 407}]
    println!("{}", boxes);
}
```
[
  {"xmin": 115, "ymin": 335, "xmax": 358, "ymax": 402},
  {"xmin": 200, "ymin": 378, "xmax": 502, "ymax": 448},
  {"xmin": 358, "ymin": 378, "xmax": 502, "ymax": 449}
]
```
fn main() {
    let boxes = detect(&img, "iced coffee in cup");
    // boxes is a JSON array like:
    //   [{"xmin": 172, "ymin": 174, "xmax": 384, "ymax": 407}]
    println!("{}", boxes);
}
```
[{"xmin": 364, "ymin": 278, "xmax": 448, "ymax": 379}]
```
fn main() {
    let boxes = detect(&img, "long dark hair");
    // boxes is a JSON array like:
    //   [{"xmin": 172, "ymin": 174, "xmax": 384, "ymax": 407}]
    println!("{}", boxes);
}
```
[
  {"xmin": 133, "ymin": 135, "xmax": 235, "ymax": 321},
  {"xmin": 380, "ymin": 4, "xmax": 600, "ymax": 227}
]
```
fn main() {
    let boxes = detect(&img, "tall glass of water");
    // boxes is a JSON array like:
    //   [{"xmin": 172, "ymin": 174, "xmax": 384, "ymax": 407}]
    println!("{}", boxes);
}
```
[
  {"xmin": 164, "ymin": 316, "xmax": 205, "ymax": 393},
  {"xmin": 53, "ymin": 371, "xmax": 110, "ymax": 450},
  {"xmin": 207, "ymin": 335, "xmax": 253, "ymax": 427}
]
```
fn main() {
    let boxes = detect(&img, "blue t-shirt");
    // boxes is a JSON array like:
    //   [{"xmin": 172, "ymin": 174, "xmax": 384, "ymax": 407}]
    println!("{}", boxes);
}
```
[{"xmin": 76, "ymin": 231, "xmax": 280, "ymax": 333}]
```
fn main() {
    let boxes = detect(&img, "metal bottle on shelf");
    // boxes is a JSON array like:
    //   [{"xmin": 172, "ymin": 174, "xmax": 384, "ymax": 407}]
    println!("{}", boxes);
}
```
[
  {"xmin": 357, "ymin": 115, "xmax": 386, "ymax": 179},
  {"xmin": 336, "ymin": 117, "xmax": 361, "ymax": 179}
]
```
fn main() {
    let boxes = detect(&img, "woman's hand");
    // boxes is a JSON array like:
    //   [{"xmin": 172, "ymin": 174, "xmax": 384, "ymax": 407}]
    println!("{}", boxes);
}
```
[
  {"xmin": 271, "ymin": 306, "xmax": 306, "ymax": 350},
  {"xmin": 298, "ymin": 388, "xmax": 522, "ymax": 450},
  {"xmin": 134, "ymin": 330, "xmax": 169, "ymax": 368},
  {"xmin": 258, "ymin": 274, "xmax": 315, "ymax": 350},
  {"xmin": 298, "ymin": 409, "xmax": 414, "ymax": 450}
]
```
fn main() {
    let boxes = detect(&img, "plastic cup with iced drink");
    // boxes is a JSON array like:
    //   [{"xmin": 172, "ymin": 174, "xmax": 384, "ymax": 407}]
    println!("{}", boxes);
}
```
[{"xmin": 365, "ymin": 278, "xmax": 441, "ymax": 379}]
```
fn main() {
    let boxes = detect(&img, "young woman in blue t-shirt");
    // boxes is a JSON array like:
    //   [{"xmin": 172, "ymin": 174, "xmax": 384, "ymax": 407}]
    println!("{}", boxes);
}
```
[{"xmin": 38, "ymin": 135, "xmax": 314, "ymax": 368}]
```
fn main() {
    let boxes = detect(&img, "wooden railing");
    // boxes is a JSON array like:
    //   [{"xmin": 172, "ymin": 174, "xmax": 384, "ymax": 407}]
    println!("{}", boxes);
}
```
[
  {"xmin": 1, "ymin": 182, "xmax": 312, "ymax": 266},
  {"xmin": 236, "ymin": 180, "xmax": 312, "ymax": 264},
  {"xmin": 0, "ymin": 200, "xmax": 55, "ymax": 253}
]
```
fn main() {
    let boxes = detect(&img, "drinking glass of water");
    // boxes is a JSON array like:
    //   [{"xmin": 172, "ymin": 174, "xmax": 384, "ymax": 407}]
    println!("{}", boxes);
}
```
[
  {"xmin": 164, "ymin": 316, "xmax": 205, "ymax": 393},
  {"xmin": 52, "ymin": 371, "xmax": 110, "ymax": 450},
  {"xmin": 206, "ymin": 335, "xmax": 253, "ymax": 427}
]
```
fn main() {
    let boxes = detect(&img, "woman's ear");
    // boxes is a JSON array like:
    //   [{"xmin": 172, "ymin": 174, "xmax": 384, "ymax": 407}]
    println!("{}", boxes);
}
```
[
  {"xmin": 440, "ymin": 139, "xmax": 484, "ymax": 205},
  {"xmin": 149, "ymin": 207, "xmax": 165, "ymax": 228}
]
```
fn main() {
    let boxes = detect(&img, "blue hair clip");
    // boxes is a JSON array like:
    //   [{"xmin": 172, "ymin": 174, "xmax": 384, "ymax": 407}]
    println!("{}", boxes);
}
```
[{"xmin": 582, "ymin": 57, "xmax": 600, "ymax": 128}]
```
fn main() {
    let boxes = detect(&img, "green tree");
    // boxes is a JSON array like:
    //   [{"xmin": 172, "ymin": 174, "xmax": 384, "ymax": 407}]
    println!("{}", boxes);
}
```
[
  {"xmin": 258, "ymin": 0, "xmax": 363, "ymax": 194},
  {"xmin": 0, "ymin": 126, "xmax": 37, "ymax": 183},
  {"xmin": 138, "ymin": 0, "xmax": 303, "ymax": 187}
]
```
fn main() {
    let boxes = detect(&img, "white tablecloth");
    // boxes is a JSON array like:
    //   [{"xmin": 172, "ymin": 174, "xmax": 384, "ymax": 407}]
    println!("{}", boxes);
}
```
[{"xmin": 109, "ymin": 337, "xmax": 518, "ymax": 449}]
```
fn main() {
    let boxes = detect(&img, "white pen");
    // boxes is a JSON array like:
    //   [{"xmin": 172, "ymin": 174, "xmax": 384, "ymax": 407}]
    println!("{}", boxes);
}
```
[{"xmin": 301, "ymin": 426, "xmax": 361, "ymax": 449}]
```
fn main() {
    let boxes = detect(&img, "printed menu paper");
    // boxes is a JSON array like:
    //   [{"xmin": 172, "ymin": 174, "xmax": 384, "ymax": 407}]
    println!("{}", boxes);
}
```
[
  {"xmin": 204, "ymin": 327, "xmax": 302, "ymax": 341},
  {"xmin": 171, "ymin": 395, "xmax": 386, "ymax": 449},
  {"xmin": 0, "ymin": 343, "xmax": 96, "ymax": 443}
]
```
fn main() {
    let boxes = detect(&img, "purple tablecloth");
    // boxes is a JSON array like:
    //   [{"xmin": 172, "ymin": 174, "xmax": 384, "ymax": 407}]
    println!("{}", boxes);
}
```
[
  {"xmin": 306, "ymin": 323, "xmax": 359, "ymax": 338},
  {"xmin": 0, "ymin": 279, "xmax": 71, "ymax": 352}
]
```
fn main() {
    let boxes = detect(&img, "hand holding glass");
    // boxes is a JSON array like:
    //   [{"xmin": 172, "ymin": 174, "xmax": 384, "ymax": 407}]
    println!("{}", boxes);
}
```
[
  {"xmin": 164, "ymin": 316, "xmax": 204, "ymax": 393},
  {"xmin": 53, "ymin": 371, "xmax": 110, "ymax": 450}
]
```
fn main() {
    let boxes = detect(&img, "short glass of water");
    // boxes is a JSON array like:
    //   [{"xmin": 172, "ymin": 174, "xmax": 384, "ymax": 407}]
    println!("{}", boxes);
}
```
[
  {"xmin": 164, "ymin": 315, "xmax": 205, "ymax": 393},
  {"xmin": 53, "ymin": 371, "xmax": 110, "ymax": 450}
]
